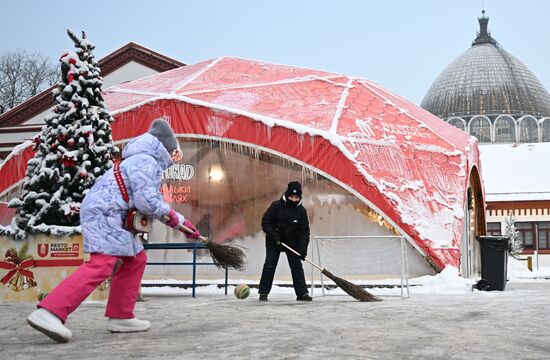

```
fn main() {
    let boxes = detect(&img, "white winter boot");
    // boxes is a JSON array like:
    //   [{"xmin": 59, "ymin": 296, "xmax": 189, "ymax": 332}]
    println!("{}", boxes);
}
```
[
  {"xmin": 107, "ymin": 317, "xmax": 151, "ymax": 333},
  {"xmin": 27, "ymin": 308, "xmax": 72, "ymax": 343}
]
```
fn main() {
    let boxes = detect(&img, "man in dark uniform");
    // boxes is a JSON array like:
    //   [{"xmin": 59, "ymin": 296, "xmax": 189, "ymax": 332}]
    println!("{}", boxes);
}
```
[{"xmin": 259, "ymin": 181, "xmax": 312, "ymax": 301}]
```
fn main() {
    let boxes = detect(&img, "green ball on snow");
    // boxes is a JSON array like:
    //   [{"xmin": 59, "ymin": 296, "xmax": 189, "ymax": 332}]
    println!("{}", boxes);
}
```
[{"xmin": 234, "ymin": 284, "xmax": 250, "ymax": 300}]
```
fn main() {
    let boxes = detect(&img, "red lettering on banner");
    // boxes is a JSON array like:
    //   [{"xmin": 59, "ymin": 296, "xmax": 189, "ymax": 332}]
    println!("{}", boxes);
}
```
[{"xmin": 161, "ymin": 184, "xmax": 192, "ymax": 203}]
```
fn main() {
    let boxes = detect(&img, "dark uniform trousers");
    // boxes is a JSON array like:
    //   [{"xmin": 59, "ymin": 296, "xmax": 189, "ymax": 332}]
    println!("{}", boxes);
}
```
[{"xmin": 259, "ymin": 246, "xmax": 308, "ymax": 296}]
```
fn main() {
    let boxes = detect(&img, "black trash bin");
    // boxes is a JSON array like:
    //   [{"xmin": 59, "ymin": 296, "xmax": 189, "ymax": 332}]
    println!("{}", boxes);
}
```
[{"xmin": 476, "ymin": 236, "xmax": 510, "ymax": 291}]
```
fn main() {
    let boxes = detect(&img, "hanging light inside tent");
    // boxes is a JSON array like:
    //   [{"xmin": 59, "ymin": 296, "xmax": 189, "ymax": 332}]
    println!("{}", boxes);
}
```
[{"xmin": 209, "ymin": 166, "xmax": 224, "ymax": 182}]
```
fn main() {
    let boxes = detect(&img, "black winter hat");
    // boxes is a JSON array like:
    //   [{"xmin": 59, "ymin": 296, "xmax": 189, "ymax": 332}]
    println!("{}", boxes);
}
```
[
  {"xmin": 285, "ymin": 181, "xmax": 302, "ymax": 197},
  {"xmin": 148, "ymin": 118, "xmax": 178, "ymax": 154}
]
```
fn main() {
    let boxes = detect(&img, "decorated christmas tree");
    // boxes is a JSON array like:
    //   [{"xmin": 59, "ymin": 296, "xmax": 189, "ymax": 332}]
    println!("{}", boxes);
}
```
[{"xmin": 4, "ymin": 30, "xmax": 117, "ymax": 238}]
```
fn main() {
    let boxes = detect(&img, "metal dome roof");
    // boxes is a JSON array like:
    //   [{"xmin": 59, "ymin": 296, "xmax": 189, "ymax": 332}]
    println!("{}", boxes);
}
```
[{"xmin": 421, "ymin": 15, "xmax": 550, "ymax": 119}]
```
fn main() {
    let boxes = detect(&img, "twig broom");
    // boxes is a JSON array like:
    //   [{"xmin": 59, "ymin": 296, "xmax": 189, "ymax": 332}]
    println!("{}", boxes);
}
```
[
  {"xmin": 162, "ymin": 215, "xmax": 246, "ymax": 271},
  {"xmin": 280, "ymin": 242, "xmax": 382, "ymax": 302}
]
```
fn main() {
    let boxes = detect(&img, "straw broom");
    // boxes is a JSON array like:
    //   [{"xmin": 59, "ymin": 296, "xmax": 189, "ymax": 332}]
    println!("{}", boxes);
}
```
[
  {"xmin": 162, "ymin": 215, "xmax": 246, "ymax": 271},
  {"xmin": 280, "ymin": 242, "xmax": 382, "ymax": 302}
]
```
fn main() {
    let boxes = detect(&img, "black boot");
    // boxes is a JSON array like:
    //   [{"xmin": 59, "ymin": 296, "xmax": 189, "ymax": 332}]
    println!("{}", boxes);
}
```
[
  {"xmin": 259, "ymin": 294, "xmax": 268, "ymax": 302},
  {"xmin": 296, "ymin": 293, "xmax": 312, "ymax": 301}
]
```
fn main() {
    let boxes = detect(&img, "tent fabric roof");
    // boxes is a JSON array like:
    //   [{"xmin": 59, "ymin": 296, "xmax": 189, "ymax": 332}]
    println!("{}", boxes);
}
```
[
  {"xmin": 0, "ymin": 57, "xmax": 483, "ymax": 270},
  {"xmin": 105, "ymin": 57, "xmax": 483, "ymax": 269},
  {"xmin": 0, "ymin": 202, "xmax": 16, "ymax": 226}
]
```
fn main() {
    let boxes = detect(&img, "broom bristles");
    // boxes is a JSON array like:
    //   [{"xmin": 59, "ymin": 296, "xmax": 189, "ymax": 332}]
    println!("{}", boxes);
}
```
[
  {"xmin": 321, "ymin": 269, "xmax": 382, "ymax": 302},
  {"xmin": 204, "ymin": 241, "xmax": 246, "ymax": 271}
]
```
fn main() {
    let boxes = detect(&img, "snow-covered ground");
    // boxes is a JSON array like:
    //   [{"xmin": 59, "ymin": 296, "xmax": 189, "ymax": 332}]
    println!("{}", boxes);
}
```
[
  {"xmin": 2, "ymin": 259, "xmax": 549, "ymax": 359},
  {"xmin": 141, "ymin": 265, "xmax": 475, "ymax": 298},
  {"xmin": 140, "ymin": 257, "xmax": 546, "ymax": 299}
]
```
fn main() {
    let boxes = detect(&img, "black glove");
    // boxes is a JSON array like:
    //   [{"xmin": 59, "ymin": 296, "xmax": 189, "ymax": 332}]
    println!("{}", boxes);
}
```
[{"xmin": 299, "ymin": 252, "xmax": 306, "ymax": 261}]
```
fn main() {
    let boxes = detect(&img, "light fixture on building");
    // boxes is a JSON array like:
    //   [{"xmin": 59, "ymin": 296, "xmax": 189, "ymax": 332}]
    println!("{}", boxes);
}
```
[{"xmin": 209, "ymin": 166, "xmax": 224, "ymax": 182}]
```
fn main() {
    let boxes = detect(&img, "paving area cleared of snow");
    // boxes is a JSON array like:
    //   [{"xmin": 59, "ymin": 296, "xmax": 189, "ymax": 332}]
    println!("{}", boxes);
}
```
[{"xmin": 2, "ymin": 263, "xmax": 550, "ymax": 360}]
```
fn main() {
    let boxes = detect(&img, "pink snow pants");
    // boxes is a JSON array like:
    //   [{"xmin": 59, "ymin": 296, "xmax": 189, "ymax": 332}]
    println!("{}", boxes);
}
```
[{"xmin": 38, "ymin": 251, "xmax": 147, "ymax": 322}]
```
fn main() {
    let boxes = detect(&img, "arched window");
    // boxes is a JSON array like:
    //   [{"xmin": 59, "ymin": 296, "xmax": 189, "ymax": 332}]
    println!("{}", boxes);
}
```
[
  {"xmin": 541, "ymin": 118, "xmax": 550, "ymax": 142},
  {"xmin": 494, "ymin": 115, "xmax": 516, "ymax": 143},
  {"xmin": 519, "ymin": 116, "xmax": 539, "ymax": 143},
  {"xmin": 448, "ymin": 117, "xmax": 466, "ymax": 131},
  {"xmin": 469, "ymin": 116, "xmax": 491, "ymax": 142}
]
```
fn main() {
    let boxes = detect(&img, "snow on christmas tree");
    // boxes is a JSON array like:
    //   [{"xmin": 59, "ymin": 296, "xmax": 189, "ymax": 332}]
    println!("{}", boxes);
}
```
[
  {"xmin": 2, "ymin": 30, "xmax": 117, "ymax": 239},
  {"xmin": 504, "ymin": 214, "xmax": 523, "ymax": 258}
]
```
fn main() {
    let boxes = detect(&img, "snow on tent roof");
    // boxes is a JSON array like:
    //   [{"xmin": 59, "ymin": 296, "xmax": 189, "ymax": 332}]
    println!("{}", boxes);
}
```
[
  {"xmin": 105, "ymin": 56, "xmax": 484, "ymax": 269},
  {"xmin": 0, "ymin": 56, "xmax": 483, "ymax": 270}
]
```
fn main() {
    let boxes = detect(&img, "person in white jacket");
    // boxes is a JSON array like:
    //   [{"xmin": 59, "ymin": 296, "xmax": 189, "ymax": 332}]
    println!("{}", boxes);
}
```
[{"xmin": 27, "ymin": 119, "xmax": 200, "ymax": 343}]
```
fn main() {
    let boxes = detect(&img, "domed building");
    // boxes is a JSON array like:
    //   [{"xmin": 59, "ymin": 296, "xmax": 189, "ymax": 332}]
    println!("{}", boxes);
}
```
[
  {"xmin": 422, "ymin": 12, "xmax": 550, "ymax": 267},
  {"xmin": 421, "ymin": 12, "xmax": 550, "ymax": 143}
]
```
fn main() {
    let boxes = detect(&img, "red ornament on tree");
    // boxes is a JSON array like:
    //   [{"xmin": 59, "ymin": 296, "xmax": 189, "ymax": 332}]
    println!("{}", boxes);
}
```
[
  {"xmin": 67, "ymin": 138, "xmax": 75, "ymax": 148},
  {"xmin": 61, "ymin": 158, "xmax": 76, "ymax": 167},
  {"xmin": 60, "ymin": 153, "xmax": 77, "ymax": 167},
  {"xmin": 32, "ymin": 135, "xmax": 41, "ymax": 151}
]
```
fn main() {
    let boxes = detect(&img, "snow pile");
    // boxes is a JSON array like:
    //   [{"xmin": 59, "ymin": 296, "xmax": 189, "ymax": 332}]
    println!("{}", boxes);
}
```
[
  {"xmin": 531, "ymin": 267, "xmax": 550, "ymax": 277},
  {"xmin": 141, "ymin": 267, "xmax": 478, "ymax": 299},
  {"xmin": 505, "ymin": 256, "xmax": 550, "ymax": 279},
  {"xmin": 408, "ymin": 266, "xmax": 475, "ymax": 294},
  {"xmin": 507, "ymin": 256, "xmax": 533, "ymax": 278},
  {"xmin": 142, "ymin": 284, "xmax": 231, "ymax": 297}
]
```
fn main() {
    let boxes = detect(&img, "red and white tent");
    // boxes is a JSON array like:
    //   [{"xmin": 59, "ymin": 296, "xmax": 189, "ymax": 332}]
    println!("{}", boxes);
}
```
[{"xmin": 0, "ymin": 57, "xmax": 484, "ymax": 270}]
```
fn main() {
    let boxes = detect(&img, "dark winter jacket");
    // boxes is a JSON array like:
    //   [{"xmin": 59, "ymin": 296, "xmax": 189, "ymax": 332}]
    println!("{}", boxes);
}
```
[{"xmin": 261, "ymin": 195, "xmax": 310, "ymax": 255}]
